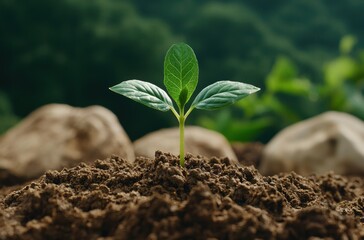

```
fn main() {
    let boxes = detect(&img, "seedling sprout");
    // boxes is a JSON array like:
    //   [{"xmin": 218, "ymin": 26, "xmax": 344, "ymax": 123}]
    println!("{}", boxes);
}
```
[{"xmin": 110, "ymin": 43, "xmax": 260, "ymax": 166}]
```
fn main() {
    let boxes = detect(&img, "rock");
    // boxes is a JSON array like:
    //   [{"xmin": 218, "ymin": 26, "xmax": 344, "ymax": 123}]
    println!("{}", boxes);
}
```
[
  {"xmin": 260, "ymin": 111, "xmax": 364, "ymax": 175},
  {"xmin": 0, "ymin": 104, "xmax": 134, "ymax": 183},
  {"xmin": 133, "ymin": 126, "xmax": 238, "ymax": 162}
]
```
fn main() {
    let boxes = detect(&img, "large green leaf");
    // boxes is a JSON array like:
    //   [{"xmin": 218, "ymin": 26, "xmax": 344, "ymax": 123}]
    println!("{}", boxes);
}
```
[
  {"xmin": 191, "ymin": 81, "xmax": 260, "ymax": 110},
  {"xmin": 109, "ymin": 80, "xmax": 173, "ymax": 111},
  {"xmin": 164, "ymin": 43, "xmax": 199, "ymax": 109}
]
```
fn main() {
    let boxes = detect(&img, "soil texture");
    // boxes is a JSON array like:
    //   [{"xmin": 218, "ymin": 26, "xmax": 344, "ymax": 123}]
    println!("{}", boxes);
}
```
[
  {"xmin": 232, "ymin": 142, "xmax": 264, "ymax": 168},
  {"xmin": 0, "ymin": 151, "xmax": 364, "ymax": 239}
]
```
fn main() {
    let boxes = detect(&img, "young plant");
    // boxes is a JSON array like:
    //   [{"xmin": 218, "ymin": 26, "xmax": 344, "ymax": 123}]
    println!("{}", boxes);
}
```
[{"xmin": 110, "ymin": 43, "xmax": 260, "ymax": 166}]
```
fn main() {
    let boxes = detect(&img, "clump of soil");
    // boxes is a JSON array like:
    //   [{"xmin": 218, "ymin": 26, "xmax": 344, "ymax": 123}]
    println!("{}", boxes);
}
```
[
  {"xmin": 232, "ymin": 142, "xmax": 264, "ymax": 168},
  {"xmin": 0, "ymin": 151, "xmax": 363, "ymax": 239}
]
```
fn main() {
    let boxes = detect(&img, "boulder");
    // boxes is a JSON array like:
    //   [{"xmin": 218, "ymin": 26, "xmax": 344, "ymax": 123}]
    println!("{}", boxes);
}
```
[
  {"xmin": 0, "ymin": 104, "xmax": 134, "ymax": 182},
  {"xmin": 134, "ymin": 126, "xmax": 238, "ymax": 162},
  {"xmin": 260, "ymin": 111, "xmax": 364, "ymax": 175}
]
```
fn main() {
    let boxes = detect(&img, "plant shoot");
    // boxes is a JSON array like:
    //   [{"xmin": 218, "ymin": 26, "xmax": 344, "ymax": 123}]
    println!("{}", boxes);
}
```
[{"xmin": 110, "ymin": 43, "xmax": 260, "ymax": 166}]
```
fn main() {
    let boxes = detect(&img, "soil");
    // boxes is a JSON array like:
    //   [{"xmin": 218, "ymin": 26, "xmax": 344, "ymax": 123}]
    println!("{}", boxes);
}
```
[
  {"xmin": 232, "ymin": 142, "xmax": 264, "ymax": 168},
  {"xmin": 0, "ymin": 151, "xmax": 364, "ymax": 240}
]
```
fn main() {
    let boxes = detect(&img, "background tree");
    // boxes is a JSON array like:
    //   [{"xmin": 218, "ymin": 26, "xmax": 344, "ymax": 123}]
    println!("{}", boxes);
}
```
[{"xmin": 1, "ymin": 0, "xmax": 363, "ymax": 140}]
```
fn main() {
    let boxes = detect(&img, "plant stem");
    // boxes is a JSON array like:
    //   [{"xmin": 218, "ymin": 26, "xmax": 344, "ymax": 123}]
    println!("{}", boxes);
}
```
[
  {"xmin": 184, "ymin": 106, "xmax": 194, "ymax": 119},
  {"xmin": 179, "ymin": 109, "xmax": 185, "ymax": 167},
  {"xmin": 170, "ymin": 106, "xmax": 179, "ymax": 119}
]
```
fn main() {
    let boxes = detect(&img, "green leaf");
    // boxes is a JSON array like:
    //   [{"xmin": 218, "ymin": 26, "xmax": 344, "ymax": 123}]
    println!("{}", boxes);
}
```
[
  {"xmin": 178, "ymin": 87, "xmax": 188, "ymax": 108},
  {"xmin": 109, "ymin": 80, "xmax": 173, "ymax": 111},
  {"xmin": 191, "ymin": 81, "xmax": 260, "ymax": 110},
  {"xmin": 164, "ymin": 43, "xmax": 199, "ymax": 109}
]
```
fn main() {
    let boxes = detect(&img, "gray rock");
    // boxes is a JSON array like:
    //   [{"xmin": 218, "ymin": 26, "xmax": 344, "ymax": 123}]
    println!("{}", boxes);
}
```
[
  {"xmin": 0, "ymin": 104, "xmax": 134, "ymax": 181},
  {"xmin": 260, "ymin": 111, "xmax": 364, "ymax": 175},
  {"xmin": 134, "ymin": 126, "xmax": 238, "ymax": 162}
]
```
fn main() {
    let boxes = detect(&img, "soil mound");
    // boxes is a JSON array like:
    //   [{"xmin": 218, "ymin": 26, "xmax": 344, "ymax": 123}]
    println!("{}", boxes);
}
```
[{"xmin": 1, "ymin": 151, "xmax": 363, "ymax": 239}]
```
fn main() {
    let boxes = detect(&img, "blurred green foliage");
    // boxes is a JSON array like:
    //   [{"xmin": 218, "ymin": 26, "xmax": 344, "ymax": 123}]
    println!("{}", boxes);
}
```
[
  {"xmin": 200, "ymin": 38, "xmax": 364, "ymax": 142},
  {"xmin": 1, "ymin": 0, "xmax": 364, "ymax": 140},
  {"xmin": 0, "ymin": 91, "xmax": 19, "ymax": 134},
  {"xmin": 0, "ymin": 0, "xmax": 174, "ymax": 136}
]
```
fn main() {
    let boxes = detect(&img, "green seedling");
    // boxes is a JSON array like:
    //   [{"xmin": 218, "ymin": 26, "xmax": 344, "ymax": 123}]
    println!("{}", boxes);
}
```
[{"xmin": 110, "ymin": 43, "xmax": 260, "ymax": 166}]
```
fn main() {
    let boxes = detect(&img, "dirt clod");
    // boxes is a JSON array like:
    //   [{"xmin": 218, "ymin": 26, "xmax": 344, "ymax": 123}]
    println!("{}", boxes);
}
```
[{"xmin": 0, "ymin": 151, "xmax": 363, "ymax": 239}]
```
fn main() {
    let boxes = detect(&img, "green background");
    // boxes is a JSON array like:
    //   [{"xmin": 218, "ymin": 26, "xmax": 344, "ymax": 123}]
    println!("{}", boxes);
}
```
[{"xmin": 1, "ymin": 0, "xmax": 364, "ymax": 142}]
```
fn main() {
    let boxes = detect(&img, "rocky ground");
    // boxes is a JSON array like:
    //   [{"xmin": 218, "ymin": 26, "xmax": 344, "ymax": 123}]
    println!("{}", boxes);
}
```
[{"xmin": 0, "ymin": 150, "xmax": 363, "ymax": 240}]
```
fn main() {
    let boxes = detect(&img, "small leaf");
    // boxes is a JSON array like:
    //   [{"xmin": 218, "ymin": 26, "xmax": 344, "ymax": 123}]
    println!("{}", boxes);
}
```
[
  {"xmin": 179, "ymin": 88, "xmax": 188, "ymax": 108},
  {"xmin": 164, "ymin": 43, "xmax": 199, "ymax": 109},
  {"xmin": 109, "ymin": 80, "xmax": 173, "ymax": 111},
  {"xmin": 191, "ymin": 81, "xmax": 260, "ymax": 110}
]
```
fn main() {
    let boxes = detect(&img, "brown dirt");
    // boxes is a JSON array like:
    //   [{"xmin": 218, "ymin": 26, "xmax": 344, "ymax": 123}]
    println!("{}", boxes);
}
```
[
  {"xmin": 232, "ymin": 142, "xmax": 264, "ymax": 168},
  {"xmin": 0, "ymin": 151, "xmax": 363, "ymax": 239}
]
